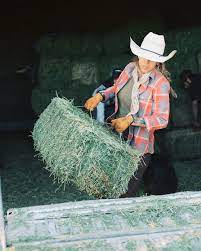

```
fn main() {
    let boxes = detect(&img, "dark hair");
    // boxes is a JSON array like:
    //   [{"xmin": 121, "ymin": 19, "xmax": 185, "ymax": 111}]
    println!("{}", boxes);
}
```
[
  {"xmin": 180, "ymin": 69, "xmax": 192, "ymax": 81},
  {"xmin": 112, "ymin": 69, "xmax": 122, "ymax": 80}
]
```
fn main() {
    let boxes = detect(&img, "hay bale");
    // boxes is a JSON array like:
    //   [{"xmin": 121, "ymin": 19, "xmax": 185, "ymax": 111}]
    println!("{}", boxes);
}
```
[
  {"xmin": 70, "ymin": 34, "xmax": 103, "ymax": 56},
  {"xmin": 163, "ymin": 128, "xmax": 201, "ymax": 160},
  {"xmin": 38, "ymin": 57, "xmax": 71, "ymax": 89},
  {"xmin": 170, "ymin": 88, "xmax": 193, "ymax": 128},
  {"xmin": 71, "ymin": 57, "xmax": 100, "ymax": 86},
  {"xmin": 31, "ymin": 84, "xmax": 94, "ymax": 116},
  {"xmin": 32, "ymin": 97, "xmax": 142, "ymax": 198},
  {"xmin": 172, "ymin": 159, "xmax": 201, "ymax": 191}
]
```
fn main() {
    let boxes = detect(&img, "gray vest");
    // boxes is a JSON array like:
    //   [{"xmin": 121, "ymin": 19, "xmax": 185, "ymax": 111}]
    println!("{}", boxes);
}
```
[{"xmin": 116, "ymin": 77, "xmax": 134, "ymax": 118}]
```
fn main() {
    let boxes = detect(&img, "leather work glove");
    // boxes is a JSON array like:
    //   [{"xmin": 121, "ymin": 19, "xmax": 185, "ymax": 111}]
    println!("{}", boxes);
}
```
[
  {"xmin": 111, "ymin": 116, "xmax": 133, "ymax": 133},
  {"xmin": 84, "ymin": 93, "xmax": 103, "ymax": 111}
]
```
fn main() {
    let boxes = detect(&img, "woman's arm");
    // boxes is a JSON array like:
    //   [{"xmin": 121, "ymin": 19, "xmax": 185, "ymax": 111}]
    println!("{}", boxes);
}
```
[{"xmin": 99, "ymin": 85, "xmax": 115, "ymax": 102}]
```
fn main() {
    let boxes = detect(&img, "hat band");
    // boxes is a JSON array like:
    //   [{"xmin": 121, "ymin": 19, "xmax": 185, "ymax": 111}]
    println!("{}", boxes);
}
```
[{"xmin": 141, "ymin": 47, "xmax": 163, "ymax": 56}]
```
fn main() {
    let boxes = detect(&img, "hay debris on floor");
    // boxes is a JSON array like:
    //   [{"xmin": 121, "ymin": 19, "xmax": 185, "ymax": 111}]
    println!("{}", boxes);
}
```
[{"xmin": 32, "ymin": 97, "xmax": 142, "ymax": 199}]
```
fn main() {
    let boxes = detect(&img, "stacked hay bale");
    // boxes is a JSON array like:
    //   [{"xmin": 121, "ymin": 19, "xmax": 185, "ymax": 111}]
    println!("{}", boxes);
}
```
[
  {"xmin": 159, "ymin": 128, "xmax": 201, "ymax": 191},
  {"xmin": 32, "ymin": 33, "xmax": 104, "ymax": 115},
  {"xmin": 173, "ymin": 160, "xmax": 201, "ymax": 191},
  {"xmin": 32, "ymin": 97, "xmax": 142, "ymax": 198},
  {"xmin": 31, "ymin": 19, "xmax": 165, "ymax": 116},
  {"xmin": 169, "ymin": 88, "xmax": 193, "ymax": 128},
  {"xmin": 38, "ymin": 57, "xmax": 71, "ymax": 89},
  {"xmin": 31, "ymin": 55, "xmax": 72, "ymax": 114},
  {"xmin": 163, "ymin": 128, "xmax": 201, "ymax": 161}
]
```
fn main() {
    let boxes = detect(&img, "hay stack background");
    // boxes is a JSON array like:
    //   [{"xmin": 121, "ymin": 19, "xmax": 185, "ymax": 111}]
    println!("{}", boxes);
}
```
[
  {"xmin": 32, "ymin": 97, "xmax": 142, "ymax": 198},
  {"xmin": 163, "ymin": 128, "xmax": 201, "ymax": 160},
  {"xmin": 172, "ymin": 159, "xmax": 201, "ymax": 191}
]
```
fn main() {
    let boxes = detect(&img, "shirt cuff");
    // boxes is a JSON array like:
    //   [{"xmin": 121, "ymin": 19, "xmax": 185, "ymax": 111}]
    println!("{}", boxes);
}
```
[
  {"xmin": 98, "ymin": 91, "xmax": 105, "ymax": 101},
  {"xmin": 126, "ymin": 113, "xmax": 145, "ymax": 126}
]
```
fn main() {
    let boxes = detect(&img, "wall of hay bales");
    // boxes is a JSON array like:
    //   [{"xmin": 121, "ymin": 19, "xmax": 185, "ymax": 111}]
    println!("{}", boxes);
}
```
[
  {"xmin": 31, "ymin": 25, "xmax": 201, "ymax": 121},
  {"xmin": 31, "ymin": 18, "xmax": 165, "ymax": 114},
  {"xmin": 31, "ymin": 24, "xmax": 201, "ymax": 193}
]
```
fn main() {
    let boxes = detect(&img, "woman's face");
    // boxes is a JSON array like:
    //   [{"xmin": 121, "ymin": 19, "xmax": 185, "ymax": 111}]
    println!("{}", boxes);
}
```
[{"xmin": 138, "ymin": 57, "xmax": 158, "ymax": 74}]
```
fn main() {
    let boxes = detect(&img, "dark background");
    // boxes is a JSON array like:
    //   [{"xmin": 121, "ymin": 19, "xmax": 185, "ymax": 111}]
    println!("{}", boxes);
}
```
[
  {"xmin": 0, "ymin": 0, "xmax": 201, "ymax": 130},
  {"xmin": 0, "ymin": 1, "xmax": 201, "ymax": 36}
]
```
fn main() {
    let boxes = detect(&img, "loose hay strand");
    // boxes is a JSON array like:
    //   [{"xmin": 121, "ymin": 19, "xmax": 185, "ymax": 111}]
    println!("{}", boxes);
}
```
[{"xmin": 32, "ymin": 97, "xmax": 142, "ymax": 198}]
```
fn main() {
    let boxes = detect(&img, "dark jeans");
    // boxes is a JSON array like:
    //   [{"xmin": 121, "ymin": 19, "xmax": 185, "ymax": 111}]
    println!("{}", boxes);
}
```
[{"xmin": 120, "ymin": 153, "xmax": 151, "ymax": 197}]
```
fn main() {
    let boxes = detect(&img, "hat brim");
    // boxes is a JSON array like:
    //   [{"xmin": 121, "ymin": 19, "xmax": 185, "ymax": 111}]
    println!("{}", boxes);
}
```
[{"xmin": 130, "ymin": 37, "xmax": 177, "ymax": 63}]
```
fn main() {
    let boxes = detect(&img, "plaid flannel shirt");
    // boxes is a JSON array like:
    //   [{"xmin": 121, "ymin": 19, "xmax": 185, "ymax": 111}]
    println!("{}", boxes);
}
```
[{"xmin": 101, "ymin": 62, "xmax": 170, "ymax": 154}]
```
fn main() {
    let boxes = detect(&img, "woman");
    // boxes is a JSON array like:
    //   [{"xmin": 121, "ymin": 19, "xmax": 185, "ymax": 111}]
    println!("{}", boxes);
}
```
[{"xmin": 84, "ymin": 32, "xmax": 177, "ymax": 197}]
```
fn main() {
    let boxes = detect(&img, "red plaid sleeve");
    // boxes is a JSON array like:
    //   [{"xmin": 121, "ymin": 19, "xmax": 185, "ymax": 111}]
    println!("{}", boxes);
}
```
[
  {"xmin": 144, "ymin": 78, "xmax": 170, "ymax": 132},
  {"xmin": 101, "ymin": 85, "xmax": 115, "ymax": 101}
]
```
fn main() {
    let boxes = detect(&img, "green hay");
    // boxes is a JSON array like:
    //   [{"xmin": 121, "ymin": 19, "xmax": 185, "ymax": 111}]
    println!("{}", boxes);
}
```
[
  {"xmin": 172, "ymin": 159, "xmax": 201, "ymax": 191},
  {"xmin": 32, "ymin": 97, "xmax": 142, "ymax": 199},
  {"xmin": 70, "ymin": 34, "xmax": 103, "ymax": 57},
  {"xmin": 1, "ymin": 131, "xmax": 93, "ymax": 213},
  {"xmin": 11, "ymin": 233, "xmax": 201, "ymax": 251},
  {"xmin": 71, "ymin": 57, "xmax": 100, "ymax": 86},
  {"xmin": 6, "ymin": 192, "xmax": 201, "ymax": 250},
  {"xmin": 31, "ymin": 86, "xmax": 94, "ymax": 116},
  {"xmin": 170, "ymin": 88, "xmax": 193, "ymax": 128},
  {"xmin": 38, "ymin": 57, "xmax": 71, "ymax": 89},
  {"xmin": 163, "ymin": 128, "xmax": 201, "ymax": 160}
]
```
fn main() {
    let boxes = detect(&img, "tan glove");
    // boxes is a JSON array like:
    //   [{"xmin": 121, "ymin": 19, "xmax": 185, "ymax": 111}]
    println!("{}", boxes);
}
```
[
  {"xmin": 111, "ymin": 116, "xmax": 133, "ymax": 133},
  {"xmin": 84, "ymin": 93, "xmax": 103, "ymax": 111}
]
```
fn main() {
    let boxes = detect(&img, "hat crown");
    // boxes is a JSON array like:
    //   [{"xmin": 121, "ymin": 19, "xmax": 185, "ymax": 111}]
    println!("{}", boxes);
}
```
[{"xmin": 140, "ymin": 32, "xmax": 165, "ymax": 55}]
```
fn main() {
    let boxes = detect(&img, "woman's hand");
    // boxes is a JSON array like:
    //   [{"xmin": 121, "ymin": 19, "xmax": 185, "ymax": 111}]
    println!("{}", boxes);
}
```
[
  {"xmin": 84, "ymin": 93, "xmax": 103, "ymax": 111},
  {"xmin": 111, "ymin": 116, "xmax": 133, "ymax": 133}
]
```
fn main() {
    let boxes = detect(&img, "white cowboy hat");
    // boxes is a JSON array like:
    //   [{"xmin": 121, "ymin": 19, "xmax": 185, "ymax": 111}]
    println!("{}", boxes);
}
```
[{"xmin": 130, "ymin": 32, "xmax": 177, "ymax": 63}]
